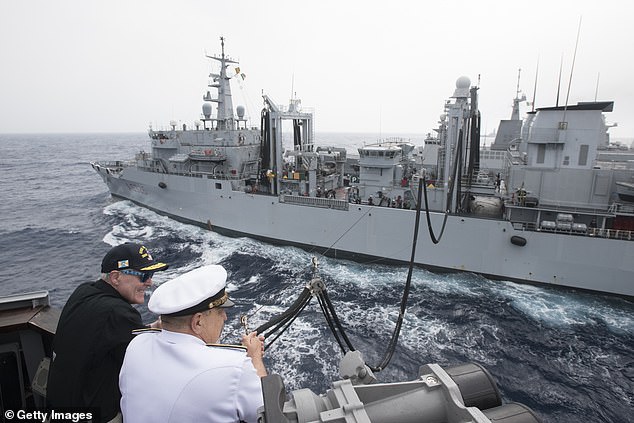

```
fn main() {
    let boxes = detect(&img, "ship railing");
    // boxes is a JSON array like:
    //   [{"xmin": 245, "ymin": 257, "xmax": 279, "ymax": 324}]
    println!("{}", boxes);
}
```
[
  {"xmin": 512, "ymin": 220, "xmax": 634, "ymax": 241},
  {"xmin": 612, "ymin": 202, "xmax": 634, "ymax": 215},
  {"xmin": 97, "ymin": 160, "xmax": 129, "ymax": 168},
  {"xmin": 185, "ymin": 171, "xmax": 251, "ymax": 180},
  {"xmin": 134, "ymin": 164, "xmax": 255, "ymax": 181},
  {"xmin": 587, "ymin": 228, "xmax": 634, "ymax": 240},
  {"xmin": 280, "ymin": 195, "xmax": 349, "ymax": 211},
  {"xmin": 506, "ymin": 200, "xmax": 615, "ymax": 217},
  {"xmin": 92, "ymin": 160, "xmax": 132, "ymax": 174}
]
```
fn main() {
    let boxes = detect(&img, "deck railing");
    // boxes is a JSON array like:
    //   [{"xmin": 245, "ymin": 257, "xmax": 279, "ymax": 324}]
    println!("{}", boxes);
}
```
[
  {"xmin": 513, "ymin": 221, "xmax": 634, "ymax": 241},
  {"xmin": 280, "ymin": 195, "xmax": 349, "ymax": 211}
]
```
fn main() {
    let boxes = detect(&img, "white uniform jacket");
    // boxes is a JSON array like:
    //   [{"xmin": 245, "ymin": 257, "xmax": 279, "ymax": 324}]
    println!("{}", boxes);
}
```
[{"xmin": 119, "ymin": 330, "xmax": 263, "ymax": 423}]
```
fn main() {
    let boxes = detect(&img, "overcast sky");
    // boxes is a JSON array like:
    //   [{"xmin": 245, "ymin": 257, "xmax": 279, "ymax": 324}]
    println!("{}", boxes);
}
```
[{"xmin": 2, "ymin": 0, "xmax": 633, "ymax": 138}]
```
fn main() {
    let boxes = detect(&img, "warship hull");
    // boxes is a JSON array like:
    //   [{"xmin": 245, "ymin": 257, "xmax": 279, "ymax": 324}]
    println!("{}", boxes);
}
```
[{"xmin": 94, "ymin": 166, "xmax": 634, "ymax": 298}]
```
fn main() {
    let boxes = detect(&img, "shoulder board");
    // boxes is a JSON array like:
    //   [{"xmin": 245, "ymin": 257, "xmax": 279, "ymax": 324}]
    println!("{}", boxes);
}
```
[
  {"xmin": 206, "ymin": 343, "xmax": 247, "ymax": 351},
  {"xmin": 132, "ymin": 328, "xmax": 161, "ymax": 335}
]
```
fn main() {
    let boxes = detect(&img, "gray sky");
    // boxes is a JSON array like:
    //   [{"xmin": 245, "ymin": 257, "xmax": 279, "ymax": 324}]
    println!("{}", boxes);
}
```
[{"xmin": 2, "ymin": 0, "xmax": 633, "ymax": 138}]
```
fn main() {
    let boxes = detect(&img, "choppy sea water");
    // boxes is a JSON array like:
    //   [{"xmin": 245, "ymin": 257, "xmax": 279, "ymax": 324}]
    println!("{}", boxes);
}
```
[{"xmin": 0, "ymin": 133, "xmax": 632, "ymax": 423}]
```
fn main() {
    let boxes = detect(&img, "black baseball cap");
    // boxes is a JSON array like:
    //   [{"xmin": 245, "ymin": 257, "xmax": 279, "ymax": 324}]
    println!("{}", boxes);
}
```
[{"xmin": 101, "ymin": 243, "xmax": 169, "ymax": 273}]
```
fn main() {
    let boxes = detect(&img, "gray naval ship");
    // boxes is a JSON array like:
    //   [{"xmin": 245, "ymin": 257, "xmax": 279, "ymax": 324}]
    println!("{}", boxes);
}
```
[{"xmin": 92, "ymin": 38, "xmax": 634, "ymax": 298}]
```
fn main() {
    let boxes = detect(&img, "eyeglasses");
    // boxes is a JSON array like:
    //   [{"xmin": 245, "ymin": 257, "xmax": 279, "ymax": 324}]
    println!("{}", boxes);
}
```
[{"xmin": 119, "ymin": 269, "xmax": 154, "ymax": 282}]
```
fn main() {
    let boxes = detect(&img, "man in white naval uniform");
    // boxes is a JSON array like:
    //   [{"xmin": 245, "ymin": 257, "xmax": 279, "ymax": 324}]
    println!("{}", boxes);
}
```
[{"xmin": 119, "ymin": 265, "xmax": 266, "ymax": 423}]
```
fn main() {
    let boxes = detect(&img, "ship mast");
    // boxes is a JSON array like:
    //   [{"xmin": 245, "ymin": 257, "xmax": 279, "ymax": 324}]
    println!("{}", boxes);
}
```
[
  {"xmin": 511, "ymin": 68, "xmax": 526, "ymax": 121},
  {"xmin": 204, "ymin": 36, "xmax": 238, "ymax": 130}
]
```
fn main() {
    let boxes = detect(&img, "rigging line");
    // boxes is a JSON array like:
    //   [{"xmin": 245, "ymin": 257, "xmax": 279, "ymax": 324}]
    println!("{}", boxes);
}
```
[
  {"xmin": 317, "ymin": 205, "xmax": 376, "ymax": 257},
  {"xmin": 444, "ymin": 129, "xmax": 462, "ymax": 213},
  {"xmin": 316, "ymin": 293, "xmax": 348, "ymax": 354},
  {"xmin": 371, "ymin": 176, "xmax": 425, "ymax": 372},
  {"xmin": 254, "ymin": 287, "xmax": 312, "ymax": 334},
  {"xmin": 319, "ymin": 290, "xmax": 355, "ymax": 351},
  {"xmin": 263, "ymin": 298, "xmax": 313, "ymax": 350},
  {"xmin": 422, "ymin": 176, "xmax": 450, "ymax": 244},
  {"xmin": 261, "ymin": 308, "xmax": 301, "ymax": 340},
  {"xmin": 417, "ymin": 129, "xmax": 462, "ymax": 244},
  {"xmin": 252, "ymin": 179, "xmax": 439, "ymax": 370}
]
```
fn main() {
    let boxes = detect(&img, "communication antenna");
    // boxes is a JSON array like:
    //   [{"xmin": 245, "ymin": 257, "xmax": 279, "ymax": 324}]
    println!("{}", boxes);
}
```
[
  {"xmin": 563, "ymin": 16, "xmax": 583, "ymax": 124},
  {"xmin": 290, "ymin": 73, "xmax": 295, "ymax": 100},
  {"xmin": 516, "ymin": 68, "xmax": 521, "ymax": 98},
  {"xmin": 556, "ymin": 53, "xmax": 563, "ymax": 107},
  {"xmin": 531, "ymin": 57, "xmax": 539, "ymax": 112},
  {"xmin": 594, "ymin": 72, "xmax": 600, "ymax": 101}
]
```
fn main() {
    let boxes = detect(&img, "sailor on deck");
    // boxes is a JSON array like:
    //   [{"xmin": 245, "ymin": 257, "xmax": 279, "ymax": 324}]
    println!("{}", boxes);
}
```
[
  {"xmin": 47, "ymin": 243, "xmax": 169, "ymax": 423},
  {"xmin": 119, "ymin": 265, "xmax": 266, "ymax": 423}
]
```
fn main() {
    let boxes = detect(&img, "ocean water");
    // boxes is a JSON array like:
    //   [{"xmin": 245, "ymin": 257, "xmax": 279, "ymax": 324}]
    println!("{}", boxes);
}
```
[{"xmin": 0, "ymin": 132, "xmax": 633, "ymax": 423}]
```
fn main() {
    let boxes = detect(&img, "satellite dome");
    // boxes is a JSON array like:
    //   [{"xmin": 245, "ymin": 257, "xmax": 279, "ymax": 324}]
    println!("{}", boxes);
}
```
[
  {"xmin": 452, "ymin": 76, "xmax": 471, "ymax": 98},
  {"xmin": 456, "ymin": 76, "xmax": 471, "ymax": 89},
  {"xmin": 236, "ymin": 105, "xmax": 245, "ymax": 119},
  {"xmin": 202, "ymin": 103, "xmax": 212, "ymax": 119}
]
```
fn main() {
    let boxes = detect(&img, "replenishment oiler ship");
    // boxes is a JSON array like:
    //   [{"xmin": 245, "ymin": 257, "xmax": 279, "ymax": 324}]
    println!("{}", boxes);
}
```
[{"xmin": 92, "ymin": 38, "xmax": 634, "ymax": 298}]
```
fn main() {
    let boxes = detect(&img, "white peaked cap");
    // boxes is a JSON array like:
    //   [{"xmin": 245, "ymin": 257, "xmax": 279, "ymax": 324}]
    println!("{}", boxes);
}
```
[{"xmin": 148, "ymin": 264, "xmax": 234, "ymax": 316}]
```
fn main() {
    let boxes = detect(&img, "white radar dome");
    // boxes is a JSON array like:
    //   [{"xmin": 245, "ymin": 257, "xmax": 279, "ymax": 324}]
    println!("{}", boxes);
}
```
[
  {"xmin": 452, "ymin": 76, "xmax": 471, "ymax": 98},
  {"xmin": 456, "ymin": 76, "xmax": 471, "ymax": 89},
  {"xmin": 236, "ymin": 105, "xmax": 245, "ymax": 119}
]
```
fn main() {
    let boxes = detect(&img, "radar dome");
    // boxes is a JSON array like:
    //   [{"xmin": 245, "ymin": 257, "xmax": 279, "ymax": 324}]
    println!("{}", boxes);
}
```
[
  {"xmin": 452, "ymin": 76, "xmax": 471, "ymax": 98},
  {"xmin": 236, "ymin": 105, "xmax": 245, "ymax": 119},
  {"xmin": 202, "ymin": 103, "xmax": 212, "ymax": 119},
  {"xmin": 456, "ymin": 76, "xmax": 471, "ymax": 89}
]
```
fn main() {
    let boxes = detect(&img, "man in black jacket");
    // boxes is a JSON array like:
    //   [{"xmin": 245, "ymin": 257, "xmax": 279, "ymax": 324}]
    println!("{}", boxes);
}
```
[{"xmin": 47, "ymin": 243, "xmax": 169, "ymax": 423}]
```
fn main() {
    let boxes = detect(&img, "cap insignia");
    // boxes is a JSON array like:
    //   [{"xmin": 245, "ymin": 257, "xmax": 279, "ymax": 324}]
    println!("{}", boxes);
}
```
[
  {"xmin": 209, "ymin": 292, "xmax": 228, "ymax": 309},
  {"xmin": 139, "ymin": 245, "xmax": 152, "ymax": 260}
]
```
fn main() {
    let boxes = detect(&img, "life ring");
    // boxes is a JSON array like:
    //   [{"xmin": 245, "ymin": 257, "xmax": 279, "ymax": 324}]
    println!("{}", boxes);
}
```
[{"xmin": 238, "ymin": 133, "xmax": 245, "ymax": 145}]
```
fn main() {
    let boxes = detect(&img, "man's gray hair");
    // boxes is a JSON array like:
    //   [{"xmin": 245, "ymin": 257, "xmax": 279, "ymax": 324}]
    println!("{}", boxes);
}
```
[{"xmin": 161, "ymin": 314, "xmax": 195, "ymax": 330}]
